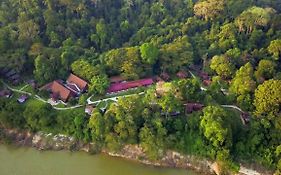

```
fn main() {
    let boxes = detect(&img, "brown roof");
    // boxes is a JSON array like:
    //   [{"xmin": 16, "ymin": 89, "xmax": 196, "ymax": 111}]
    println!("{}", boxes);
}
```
[
  {"xmin": 67, "ymin": 73, "xmax": 88, "ymax": 90},
  {"xmin": 177, "ymin": 71, "xmax": 188, "ymax": 79},
  {"xmin": 184, "ymin": 103, "xmax": 204, "ymax": 114},
  {"xmin": 110, "ymin": 76, "xmax": 125, "ymax": 83},
  {"xmin": 51, "ymin": 81, "xmax": 72, "ymax": 102}
]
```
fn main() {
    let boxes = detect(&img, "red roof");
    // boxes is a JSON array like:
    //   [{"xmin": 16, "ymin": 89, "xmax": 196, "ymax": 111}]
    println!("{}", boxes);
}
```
[
  {"xmin": 67, "ymin": 73, "xmax": 88, "ymax": 91},
  {"xmin": 184, "ymin": 103, "xmax": 204, "ymax": 113},
  {"xmin": 160, "ymin": 72, "xmax": 170, "ymax": 81},
  {"xmin": 177, "ymin": 71, "xmax": 188, "ymax": 79},
  {"xmin": 107, "ymin": 78, "xmax": 154, "ymax": 93},
  {"xmin": 203, "ymin": 80, "xmax": 212, "ymax": 86},
  {"xmin": 51, "ymin": 81, "xmax": 72, "ymax": 102},
  {"xmin": 199, "ymin": 72, "xmax": 210, "ymax": 80}
]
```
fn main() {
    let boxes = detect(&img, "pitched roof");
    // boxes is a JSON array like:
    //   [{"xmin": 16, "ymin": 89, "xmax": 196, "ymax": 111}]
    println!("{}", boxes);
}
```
[
  {"xmin": 51, "ymin": 81, "xmax": 72, "ymax": 102},
  {"xmin": 107, "ymin": 78, "xmax": 154, "ymax": 93},
  {"xmin": 67, "ymin": 73, "xmax": 88, "ymax": 90},
  {"xmin": 177, "ymin": 71, "xmax": 188, "ymax": 79},
  {"xmin": 110, "ymin": 76, "xmax": 125, "ymax": 83}
]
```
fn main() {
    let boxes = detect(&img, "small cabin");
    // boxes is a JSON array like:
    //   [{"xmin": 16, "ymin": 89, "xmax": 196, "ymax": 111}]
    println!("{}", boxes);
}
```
[
  {"xmin": 0, "ymin": 89, "xmax": 13, "ymax": 98},
  {"xmin": 17, "ymin": 95, "xmax": 28, "ymax": 103},
  {"xmin": 176, "ymin": 71, "xmax": 188, "ymax": 79},
  {"xmin": 85, "ymin": 105, "xmax": 95, "ymax": 115},
  {"xmin": 184, "ymin": 103, "xmax": 204, "ymax": 114}
]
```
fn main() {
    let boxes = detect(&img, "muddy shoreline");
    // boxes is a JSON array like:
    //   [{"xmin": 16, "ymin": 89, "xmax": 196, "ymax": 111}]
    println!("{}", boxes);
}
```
[{"xmin": 0, "ymin": 128, "xmax": 274, "ymax": 175}]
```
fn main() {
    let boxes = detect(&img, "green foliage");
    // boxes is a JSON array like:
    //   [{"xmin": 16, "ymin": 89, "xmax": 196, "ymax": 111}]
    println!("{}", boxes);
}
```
[
  {"xmin": 23, "ymin": 101, "xmax": 55, "ymax": 132},
  {"xmin": 140, "ymin": 42, "xmax": 159, "ymax": 65},
  {"xmin": 268, "ymin": 39, "xmax": 281, "ymax": 60},
  {"xmin": 177, "ymin": 78, "xmax": 204, "ymax": 102},
  {"xmin": 139, "ymin": 116, "xmax": 167, "ymax": 160},
  {"xmin": 230, "ymin": 62, "xmax": 256, "ymax": 95},
  {"xmin": 88, "ymin": 110, "xmax": 105, "ymax": 143},
  {"xmin": 89, "ymin": 75, "xmax": 109, "ymax": 95},
  {"xmin": 254, "ymin": 79, "xmax": 281, "ymax": 117},
  {"xmin": 200, "ymin": 106, "xmax": 232, "ymax": 149},
  {"xmin": 235, "ymin": 6, "xmax": 275, "ymax": 33},
  {"xmin": 159, "ymin": 36, "xmax": 194, "ymax": 73},
  {"xmin": 0, "ymin": 99, "xmax": 26, "ymax": 129},
  {"xmin": 210, "ymin": 55, "xmax": 235, "ymax": 79},
  {"xmin": 0, "ymin": 0, "xmax": 281, "ymax": 172},
  {"xmin": 71, "ymin": 59, "xmax": 101, "ymax": 82},
  {"xmin": 194, "ymin": 0, "xmax": 225, "ymax": 21},
  {"xmin": 254, "ymin": 60, "xmax": 276, "ymax": 82}
]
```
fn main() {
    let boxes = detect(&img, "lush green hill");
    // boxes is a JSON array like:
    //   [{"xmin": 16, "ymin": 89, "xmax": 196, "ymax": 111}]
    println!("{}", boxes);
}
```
[{"xmin": 1, "ymin": 0, "xmax": 281, "ymax": 174}]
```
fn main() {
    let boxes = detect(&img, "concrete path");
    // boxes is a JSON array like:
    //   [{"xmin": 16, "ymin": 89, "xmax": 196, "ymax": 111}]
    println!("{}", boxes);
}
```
[{"xmin": 221, "ymin": 105, "xmax": 244, "ymax": 113}]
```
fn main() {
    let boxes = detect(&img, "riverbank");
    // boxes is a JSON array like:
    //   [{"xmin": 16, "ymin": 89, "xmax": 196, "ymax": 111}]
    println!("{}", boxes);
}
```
[{"xmin": 0, "ymin": 128, "xmax": 274, "ymax": 175}]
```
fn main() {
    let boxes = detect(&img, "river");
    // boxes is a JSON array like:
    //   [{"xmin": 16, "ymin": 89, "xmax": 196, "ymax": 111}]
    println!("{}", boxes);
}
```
[{"xmin": 0, "ymin": 144, "xmax": 198, "ymax": 175}]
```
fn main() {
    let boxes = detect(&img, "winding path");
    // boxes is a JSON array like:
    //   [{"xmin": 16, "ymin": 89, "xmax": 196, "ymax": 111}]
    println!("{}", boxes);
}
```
[{"xmin": 221, "ymin": 105, "xmax": 244, "ymax": 113}]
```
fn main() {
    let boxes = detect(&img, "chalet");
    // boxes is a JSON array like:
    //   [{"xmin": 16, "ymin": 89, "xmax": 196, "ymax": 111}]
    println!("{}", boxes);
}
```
[
  {"xmin": 66, "ymin": 73, "xmax": 88, "ymax": 92},
  {"xmin": 240, "ymin": 112, "xmax": 250, "ymax": 125},
  {"xmin": 17, "ymin": 95, "xmax": 28, "ymax": 103},
  {"xmin": 160, "ymin": 72, "xmax": 170, "ymax": 81},
  {"xmin": 154, "ymin": 76, "xmax": 163, "ymax": 82},
  {"xmin": 110, "ymin": 76, "xmax": 125, "ymax": 84},
  {"xmin": 176, "ymin": 71, "xmax": 188, "ymax": 79},
  {"xmin": 203, "ymin": 79, "xmax": 212, "ymax": 86},
  {"xmin": 27, "ymin": 80, "xmax": 37, "ymax": 89},
  {"xmin": 5, "ymin": 70, "xmax": 17, "ymax": 78},
  {"xmin": 184, "ymin": 103, "xmax": 204, "ymax": 114},
  {"xmin": 50, "ymin": 81, "xmax": 74, "ymax": 102},
  {"xmin": 85, "ymin": 105, "xmax": 95, "ymax": 115},
  {"xmin": 0, "ymin": 89, "xmax": 12, "ymax": 98},
  {"xmin": 199, "ymin": 71, "xmax": 210, "ymax": 81},
  {"xmin": 107, "ymin": 78, "xmax": 154, "ymax": 93}
]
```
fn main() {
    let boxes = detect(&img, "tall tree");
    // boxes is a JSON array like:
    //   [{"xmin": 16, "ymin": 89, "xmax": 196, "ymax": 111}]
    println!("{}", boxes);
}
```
[
  {"xmin": 268, "ymin": 39, "xmax": 281, "ymax": 60},
  {"xmin": 140, "ymin": 42, "xmax": 159, "ymax": 65},
  {"xmin": 210, "ymin": 55, "xmax": 235, "ymax": 79},
  {"xmin": 254, "ymin": 80, "xmax": 281, "ymax": 118},
  {"xmin": 194, "ymin": 0, "xmax": 225, "ymax": 21}
]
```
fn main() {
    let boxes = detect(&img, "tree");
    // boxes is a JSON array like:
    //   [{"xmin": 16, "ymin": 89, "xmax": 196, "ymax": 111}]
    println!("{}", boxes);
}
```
[
  {"xmin": 88, "ymin": 109, "xmax": 105, "ymax": 143},
  {"xmin": 23, "ymin": 101, "xmax": 55, "ymax": 131},
  {"xmin": 235, "ymin": 6, "xmax": 275, "ymax": 33},
  {"xmin": 218, "ymin": 23, "xmax": 238, "ymax": 52},
  {"xmin": 140, "ymin": 42, "xmax": 159, "ymax": 65},
  {"xmin": 96, "ymin": 19, "xmax": 108, "ymax": 50},
  {"xmin": 18, "ymin": 18, "xmax": 39, "ymax": 44},
  {"xmin": 254, "ymin": 80, "xmax": 281, "ymax": 118},
  {"xmin": 139, "ymin": 117, "xmax": 167, "ymax": 160},
  {"xmin": 177, "ymin": 78, "xmax": 204, "ymax": 102},
  {"xmin": 268, "ymin": 39, "xmax": 281, "ymax": 60},
  {"xmin": 230, "ymin": 63, "xmax": 256, "ymax": 95},
  {"xmin": 200, "ymin": 106, "xmax": 232, "ymax": 149},
  {"xmin": 194, "ymin": 0, "xmax": 225, "ymax": 21},
  {"xmin": 34, "ymin": 55, "xmax": 55, "ymax": 84},
  {"xmin": 89, "ymin": 75, "xmax": 110, "ymax": 95},
  {"xmin": 158, "ymin": 91, "xmax": 182, "ymax": 116},
  {"xmin": 160, "ymin": 36, "xmax": 194, "ymax": 73},
  {"xmin": 254, "ymin": 60, "xmax": 276, "ymax": 82},
  {"xmin": 210, "ymin": 55, "xmax": 235, "ymax": 79},
  {"xmin": 71, "ymin": 59, "xmax": 100, "ymax": 81}
]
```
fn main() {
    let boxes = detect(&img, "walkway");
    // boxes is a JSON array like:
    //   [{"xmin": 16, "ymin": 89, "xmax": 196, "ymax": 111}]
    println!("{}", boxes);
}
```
[
  {"xmin": 87, "ymin": 92, "xmax": 145, "ymax": 105},
  {"xmin": 221, "ymin": 105, "xmax": 244, "ymax": 113},
  {"xmin": 2, "ymin": 81, "xmax": 32, "ymax": 96}
]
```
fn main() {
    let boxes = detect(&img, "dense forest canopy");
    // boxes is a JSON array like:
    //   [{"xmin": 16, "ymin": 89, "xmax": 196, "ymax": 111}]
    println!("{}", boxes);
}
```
[{"xmin": 1, "ymin": 0, "xmax": 281, "ymax": 174}]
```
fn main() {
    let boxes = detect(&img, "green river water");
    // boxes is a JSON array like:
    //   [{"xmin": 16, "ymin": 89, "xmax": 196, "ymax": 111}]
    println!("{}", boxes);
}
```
[{"xmin": 0, "ymin": 144, "xmax": 198, "ymax": 175}]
